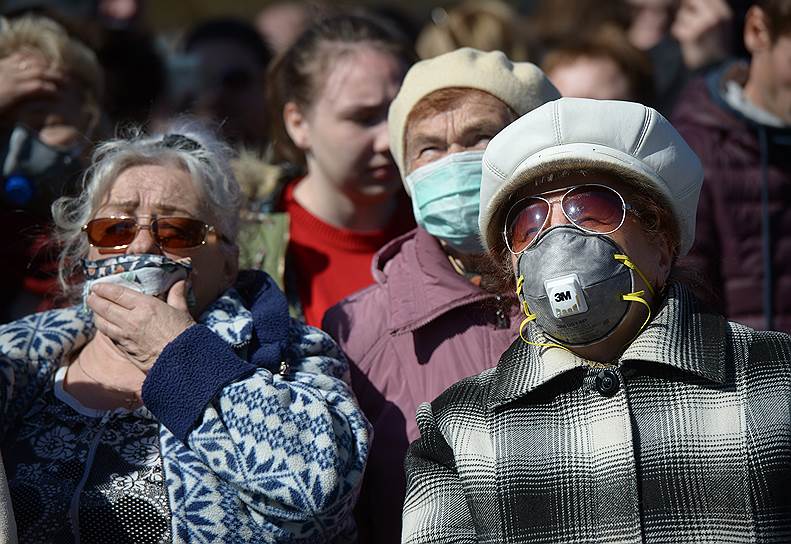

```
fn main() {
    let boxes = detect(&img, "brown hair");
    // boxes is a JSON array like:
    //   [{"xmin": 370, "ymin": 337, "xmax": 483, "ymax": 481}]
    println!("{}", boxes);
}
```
[
  {"xmin": 529, "ymin": 0, "xmax": 631, "ymax": 50},
  {"xmin": 267, "ymin": 12, "xmax": 415, "ymax": 166},
  {"xmin": 757, "ymin": 0, "xmax": 791, "ymax": 40},
  {"xmin": 541, "ymin": 24, "xmax": 655, "ymax": 105}
]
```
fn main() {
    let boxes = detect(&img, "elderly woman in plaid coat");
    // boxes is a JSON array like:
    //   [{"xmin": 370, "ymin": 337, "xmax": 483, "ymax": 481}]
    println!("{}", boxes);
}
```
[{"xmin": 401, "ymin": 97, "xmax": 791, "ymax": 544}]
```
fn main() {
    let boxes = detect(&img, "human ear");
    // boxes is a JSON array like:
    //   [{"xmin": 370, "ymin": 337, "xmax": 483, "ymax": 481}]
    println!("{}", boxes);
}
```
[
  {"xmin": 653, "ymin": 232, "xmax": 676, "ymax": 292},
  {"xmin": 283, "ymin": 101, "xmax": 310, "ymax": 151},
  {"xmin": 744, "ymin": 6, "xmax": 771, "ymax": 55}
]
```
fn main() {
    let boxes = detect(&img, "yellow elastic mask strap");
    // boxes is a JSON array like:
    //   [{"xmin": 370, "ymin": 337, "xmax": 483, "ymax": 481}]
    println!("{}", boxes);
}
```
[
  {"xmin": 622, "ymin": 289, "xmax": 652, "ymax": 338},
  {"xmin": 614, "ymin": 253, "xmax": 655, "ymax": 337},
  {"xmin": 515, "ymin": 284, "xmax": 571, "ymax": 353},
  {"xmin": 515, "ymin": 275, "xmax": 536, "ymax": 320},
  {"xmin": 518, "ymin": 316, "xmax": 573, "ymax": 353},
  {"xmin": 613, "ymin": 254, "xmax": 655, "ymax": 296}
]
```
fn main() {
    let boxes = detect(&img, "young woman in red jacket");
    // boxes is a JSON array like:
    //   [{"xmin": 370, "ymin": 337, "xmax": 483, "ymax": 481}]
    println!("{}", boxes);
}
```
[{"xmin": 256, "ymin": 13, "xmax": 415, "ymax": 326}]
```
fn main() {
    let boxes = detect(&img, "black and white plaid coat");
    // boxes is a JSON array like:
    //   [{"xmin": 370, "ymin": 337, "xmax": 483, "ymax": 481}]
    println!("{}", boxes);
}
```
[{"xmin": 402, "ymin": 284, "xmax": 791, "ymax": 543}]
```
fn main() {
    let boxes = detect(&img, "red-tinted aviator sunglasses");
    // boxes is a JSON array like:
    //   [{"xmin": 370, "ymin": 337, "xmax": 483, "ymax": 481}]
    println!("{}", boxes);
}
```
[
  {"xmin": 82, "ymin": 216, "xmax": 230, "ymax": 251},
  {"xmin": 503, "ymin": 184, "xmax": 637, "ymax": 254}
]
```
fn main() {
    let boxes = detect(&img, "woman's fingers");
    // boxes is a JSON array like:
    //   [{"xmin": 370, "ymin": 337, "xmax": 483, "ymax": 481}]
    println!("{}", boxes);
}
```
[
  {"xmin": 90, "ymin": 282, "xmax": 140, "ymax": 310},
  {"xmin": 0, "ymin": 52, "xmax": 65, "ymax": 111},
  {"xmin": 87, "ymin": 282, "xmax": 196, "ymax": 373},
  {"xmin": 91, "ymin": 309, "xmax": 127, "ymax": 341},
  {"xmin": 166, "ymin": 280, "xmax": 190, "ymax": 312}
]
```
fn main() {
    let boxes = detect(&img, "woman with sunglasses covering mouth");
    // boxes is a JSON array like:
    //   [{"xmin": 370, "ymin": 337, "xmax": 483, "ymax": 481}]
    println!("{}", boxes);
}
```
[
  {"xmin": 0, "ymin": 119, "xmax": 370, "ymax": 543},
  {"xmin": 401, "ymin": 98, "xmax": 791, "ymax": 543}
]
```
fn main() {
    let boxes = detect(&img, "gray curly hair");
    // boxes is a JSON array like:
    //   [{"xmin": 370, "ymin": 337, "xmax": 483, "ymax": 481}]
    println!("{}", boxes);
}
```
[{"xmin": 52, "ymin": 118, "xmax": 242, "ymax": 299}]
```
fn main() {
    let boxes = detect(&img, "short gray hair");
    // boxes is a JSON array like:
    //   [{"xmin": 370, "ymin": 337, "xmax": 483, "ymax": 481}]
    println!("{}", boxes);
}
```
[{"xmin": 52, "ymin": 118, "xmax": 242, "ymax": 300}]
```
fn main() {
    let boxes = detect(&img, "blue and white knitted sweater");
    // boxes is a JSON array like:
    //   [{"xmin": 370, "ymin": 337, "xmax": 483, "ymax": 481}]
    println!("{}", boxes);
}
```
[{"xmin": 0, "ymin": 270, "xmax": 370, "ymax": 543}]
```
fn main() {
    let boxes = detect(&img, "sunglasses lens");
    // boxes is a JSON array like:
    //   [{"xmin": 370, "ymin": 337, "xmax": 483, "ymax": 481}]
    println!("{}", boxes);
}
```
[
  {"xmin": 562, "ymin": 185, "xmax": 625, "ymax": 234},
  {"xmin": 152, "ymin": 217, "xmax": 207, "ymax": 249},
  {"xmin": 85, "ymin": 218, "xmax": 137, "ymax": 247},
  {"xmin": 507, "ymin": 198, "xmax": 550, "ymax": 253}
]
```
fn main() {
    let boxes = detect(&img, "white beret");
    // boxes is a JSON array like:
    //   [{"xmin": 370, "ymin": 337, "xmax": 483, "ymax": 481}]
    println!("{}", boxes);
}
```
[
  {"xmin": 479, "ymin": 97, "xmax": 704, "ymax": 255},
  {"xmin": 388, "ymin": 47, "xmax": 560, "ymax": 183}
]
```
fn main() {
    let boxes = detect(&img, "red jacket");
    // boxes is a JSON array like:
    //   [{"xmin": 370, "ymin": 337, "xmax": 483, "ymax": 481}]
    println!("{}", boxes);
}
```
[
  {"xmin": 672, "ymin": 62, "xmax": 791, "ymax": 332},
  {"xmin": 323, "ymin": 227, "xmax": 520, "ymax": 543}
]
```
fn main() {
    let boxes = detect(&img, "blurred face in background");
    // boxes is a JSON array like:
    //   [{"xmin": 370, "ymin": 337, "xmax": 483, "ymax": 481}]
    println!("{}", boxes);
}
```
[
  {"xmin": 189, "ymin": 39, "xmax": 269, "ymax": 149},
  {"xmin": 0, "ymin": 19, "xmax": 102, "ymax": 224},
  {"xmin": 10, "ymin": 83, "xmax": 91, "ymax": 153},
  {"xmin": 546, "ymin": 55, "xmax": 633, "ymax": 101},
  {"xmin": 760, "ymin": 34, "xmax": 791, "ymax": 124},
  {"xmin": 255, "ymin": 1, "xmax": 312, "ymax": 54},
  {"xmin": 627, "ymin": 0, "xmax": 677, "ymax": 50},
  {"xmin": 284, "ymin": 45, "xmax": 406, "ymax": 205},
  {"xmin": 745, "ymin": 6, "xmax": 791, "ymax": 125},
  {"xmin": 3, "ymin": 53, "xmax": 94, "ymax": 153},
  {"xmin": 97, "ymin": 0, "xmax": 143, "ymax": 27}
]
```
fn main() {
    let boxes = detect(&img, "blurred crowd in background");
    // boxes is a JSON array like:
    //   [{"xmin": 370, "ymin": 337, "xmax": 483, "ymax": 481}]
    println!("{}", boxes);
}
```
[
  {"xmin": 0, "ymin": 0, "xmax": 788, "ymax": 329},
  {"xmin": 1, "ymin": 0, "xmax": 790, "ymax": 541},
  {"xmin": 0, "ymin": 0, "xmax": 748, "ymax": 147}
]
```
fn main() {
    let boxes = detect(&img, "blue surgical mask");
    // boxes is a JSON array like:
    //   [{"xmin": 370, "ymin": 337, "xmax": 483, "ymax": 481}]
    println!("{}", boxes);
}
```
[{"xmin": 404, "ymin": 149, "xmax": 485, "ymax": 254}]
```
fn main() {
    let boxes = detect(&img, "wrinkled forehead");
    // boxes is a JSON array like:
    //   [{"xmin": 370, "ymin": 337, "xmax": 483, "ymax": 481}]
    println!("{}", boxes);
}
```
[
  {"xmin": 93, "ymin": 162, "xmax": 207, "ymax": 219},
  {"xmin": 405, "ymin": 88, "xmax": 514, "ymax": 137}
]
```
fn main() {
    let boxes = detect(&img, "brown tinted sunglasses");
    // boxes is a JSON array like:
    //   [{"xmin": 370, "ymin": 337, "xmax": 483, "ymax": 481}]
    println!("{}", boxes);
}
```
[{"xmin": 82, "ymin": 216, "xmax": 229, "ymax": 250}]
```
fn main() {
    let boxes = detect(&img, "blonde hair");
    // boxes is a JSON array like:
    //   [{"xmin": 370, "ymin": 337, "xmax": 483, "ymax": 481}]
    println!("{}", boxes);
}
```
[
  {"xmin": 0, "ymin": 15, "xmax": 103, "ymax": 131},
  {"xmin": 416, "ymin": 0, "xmax": 530, "ymax": 61}
]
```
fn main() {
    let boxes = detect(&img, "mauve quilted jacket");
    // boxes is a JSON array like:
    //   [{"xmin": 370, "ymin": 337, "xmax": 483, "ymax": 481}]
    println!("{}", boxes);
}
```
[
  {"xmin": 323, "ymin": 227, "xmax": 520, "ymax": 544},
  {"xmin": 672, "ymin": 62, "xmax": 791, "ymax": 333}
]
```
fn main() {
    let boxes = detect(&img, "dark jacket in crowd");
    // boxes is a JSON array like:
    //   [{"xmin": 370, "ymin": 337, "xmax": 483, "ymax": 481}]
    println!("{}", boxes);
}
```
[
  {"xmin": 673, "ymin": 61, "xmax": 791, "ymax": 333},
  {"xmin": 323, "ymin": 227, "xmax": 520, "ymax": 544}
]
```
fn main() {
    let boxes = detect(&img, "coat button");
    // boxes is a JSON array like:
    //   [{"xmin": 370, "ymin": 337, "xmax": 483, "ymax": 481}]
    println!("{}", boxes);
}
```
[{"xmin": 595, "ymin": 369, "xmax": 620, "ymax": 397}]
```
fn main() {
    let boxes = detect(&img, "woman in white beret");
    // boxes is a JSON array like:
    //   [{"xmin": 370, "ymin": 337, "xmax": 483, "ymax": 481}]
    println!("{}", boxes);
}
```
[{"xmin": 402, "ymin": 97, "xmax": 791, "ymax": 543}]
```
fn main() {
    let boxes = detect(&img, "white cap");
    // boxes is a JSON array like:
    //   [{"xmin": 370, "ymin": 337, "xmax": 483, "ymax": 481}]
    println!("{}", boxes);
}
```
[
  {"xmin": 388, "ymin": 47, "xmax": 560, "ymax": 183},
  {"xmin": 479, "ymin": 97, "xmax": 704, "ymax": 255}
]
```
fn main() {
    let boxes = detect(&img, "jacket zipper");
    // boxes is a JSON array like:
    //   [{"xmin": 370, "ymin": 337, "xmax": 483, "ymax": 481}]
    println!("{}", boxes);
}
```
[
  {"xmin": 494, "ymin": 295, "xmax": 510, "ymax": 329},
  {"xmin": 69, "ymin": 411, "xmax": 110, "ymax": 543}
]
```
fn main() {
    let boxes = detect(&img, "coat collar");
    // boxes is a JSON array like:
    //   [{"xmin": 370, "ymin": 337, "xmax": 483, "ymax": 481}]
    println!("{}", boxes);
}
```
[
  {"xmin": 489, "ymin": 283, "xmax": 729, "ymax": 409},
  {"xmin": 373, "ymin": 227, "xmax": 505, "ymax": 335},
  {"xmin": 618, "ymin": 283, "xmax": 729, "ymax": 382}
]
